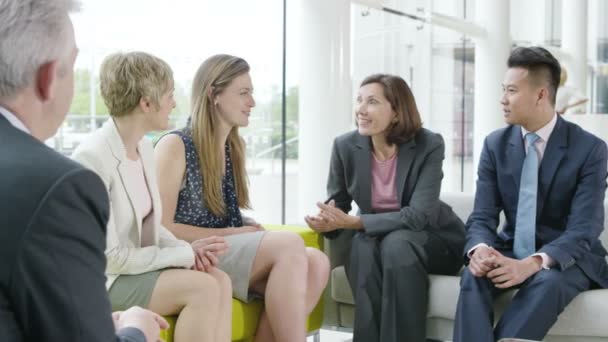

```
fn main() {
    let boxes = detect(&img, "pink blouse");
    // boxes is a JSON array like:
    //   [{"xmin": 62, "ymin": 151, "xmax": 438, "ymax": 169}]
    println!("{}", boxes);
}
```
[
  {"xmin": 370, "ymin": 153, "xmax": 400, "ymax": 213},
  {"xmin": 123, "ymin": 157, "xmax": 153, "ymax": 246}
]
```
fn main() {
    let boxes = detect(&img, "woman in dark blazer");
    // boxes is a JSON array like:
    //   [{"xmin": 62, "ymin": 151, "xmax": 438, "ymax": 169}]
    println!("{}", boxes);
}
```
[{"xmin": 306, "ymin": 74, "xmax": 465, "ymax": 342}]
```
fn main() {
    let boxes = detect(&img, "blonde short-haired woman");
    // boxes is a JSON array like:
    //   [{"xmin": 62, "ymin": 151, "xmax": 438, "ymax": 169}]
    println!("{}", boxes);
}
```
[{"xmin": 72, "ymin": 52, "xmax": 232, "ymax": 342}]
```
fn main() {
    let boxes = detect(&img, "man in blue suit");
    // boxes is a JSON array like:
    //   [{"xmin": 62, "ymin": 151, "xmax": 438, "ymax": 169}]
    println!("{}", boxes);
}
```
[{"xmin": 453, "ymin": 46, "xmax": 608, "ymax": 342}]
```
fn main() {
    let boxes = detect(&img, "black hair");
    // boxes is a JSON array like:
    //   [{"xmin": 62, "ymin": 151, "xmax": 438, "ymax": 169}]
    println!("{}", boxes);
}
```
[{"xmin": 507, "ymin": 46, "xmax": 561, "ymax": 105}]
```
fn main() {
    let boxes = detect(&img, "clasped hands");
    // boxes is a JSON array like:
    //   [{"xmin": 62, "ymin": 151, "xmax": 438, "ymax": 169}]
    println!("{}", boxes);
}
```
[
  {"xmin": 469, "ymin": 245, "xmax": 543, "ymax": 288},
  {"xmin": 304, "ymin": 199, "xmax": 362, "ymax": 232},
  {"xmin": 190, "ymin": 218, "xmax": 265, "ymax": 272},
  {"xmin": 190, "ymin": 236, "xmax": 229, "ymax": 272}
]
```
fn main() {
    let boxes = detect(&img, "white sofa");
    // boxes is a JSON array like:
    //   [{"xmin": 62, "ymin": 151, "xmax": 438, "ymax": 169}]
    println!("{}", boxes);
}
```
[{"xmin": 324, "ymin": 192, "xmax": 608, "ymax": 342}]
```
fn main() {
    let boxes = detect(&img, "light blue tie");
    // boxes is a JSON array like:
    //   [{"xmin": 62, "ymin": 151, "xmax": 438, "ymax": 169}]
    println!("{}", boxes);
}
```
[{"xmin": 514, "ymin": 132, "xmax": 540, "ymax": 259}]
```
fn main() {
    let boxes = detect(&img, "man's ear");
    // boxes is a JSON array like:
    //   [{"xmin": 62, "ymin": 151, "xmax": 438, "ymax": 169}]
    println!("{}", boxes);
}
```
[
  {"xmin": 36, "ymin": 61, "xmax": 59, "ymax": 101},
  {"xmin": 537, "ymin": 87, "xmax": 549, "ymax": 105}
]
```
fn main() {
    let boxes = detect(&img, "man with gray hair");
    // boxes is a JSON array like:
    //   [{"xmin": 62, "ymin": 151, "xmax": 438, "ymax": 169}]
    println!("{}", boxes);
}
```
[{"xmin": 0, "ymin": 1, "xmax": 168, "ymax": 341}]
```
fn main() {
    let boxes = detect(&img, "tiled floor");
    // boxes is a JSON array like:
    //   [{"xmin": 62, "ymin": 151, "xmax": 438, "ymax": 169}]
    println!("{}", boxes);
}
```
[{"xmin": 306, "ymin": 331, "xmax": 450, "ymax": 342}]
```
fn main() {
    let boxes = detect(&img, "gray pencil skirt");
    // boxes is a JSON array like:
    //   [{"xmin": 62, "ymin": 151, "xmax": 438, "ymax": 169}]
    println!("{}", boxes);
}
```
[{"xmin": 220, "ymin": 231, "xmax": 266, "ymax": 302}]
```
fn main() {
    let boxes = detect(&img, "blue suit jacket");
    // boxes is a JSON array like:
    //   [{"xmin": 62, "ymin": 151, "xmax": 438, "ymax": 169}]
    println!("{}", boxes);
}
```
[{"xmin": 466, "ymin": 115, "xmax": 608, "ymax": 288}]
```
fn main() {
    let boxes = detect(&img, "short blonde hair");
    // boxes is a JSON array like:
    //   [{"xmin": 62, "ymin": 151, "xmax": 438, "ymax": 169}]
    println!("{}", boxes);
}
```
[{"xmin": 99, "ymin": 51, "xmax": 173, "ymax": 117}]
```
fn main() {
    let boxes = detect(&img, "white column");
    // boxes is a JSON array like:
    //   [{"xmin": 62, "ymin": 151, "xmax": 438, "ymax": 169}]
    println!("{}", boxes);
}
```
[
  {"xmin": 472, "ymin": 0, "xmax": 511, "ymax": 181},
  {"xmin": 298, "ymin": 0, "xmax": 352, "ymax": 219},
  {"xmin": 561, "ymin": 0, "xmax": 588, "ymax": 94}
]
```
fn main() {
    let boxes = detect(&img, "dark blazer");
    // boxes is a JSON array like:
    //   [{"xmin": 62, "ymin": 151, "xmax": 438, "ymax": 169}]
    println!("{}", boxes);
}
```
[
  {"xmin": 466, "ymin": 115, "xmax": 608, "ymax": 288},
  {"xmin": 325, "ymin": 128, "xmax": 465, "ymax": 257},
  {"xmin": 0, "ymin": 115, "xmax": 145, "ymax": 342}
]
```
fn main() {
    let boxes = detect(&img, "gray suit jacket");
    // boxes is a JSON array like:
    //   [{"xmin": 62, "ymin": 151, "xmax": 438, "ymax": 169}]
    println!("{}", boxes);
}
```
[
  {"xmin": 0, "ymin": 115, "xmax": 145, "ymax": 342},
  {"xmin": 325, "ymin": 128, "xmax": 465, "ymax": 257}
]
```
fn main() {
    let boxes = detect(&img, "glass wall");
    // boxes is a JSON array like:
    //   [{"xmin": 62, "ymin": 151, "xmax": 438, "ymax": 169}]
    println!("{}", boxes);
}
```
[
  {"xmin": 351, "ymin": 0, "xmax": 476, "ymax": 193},
  {"xmin": 514, "ymin": 0, "xmax": 608, "ymax": 115},
  {"xmin": 58, "ymin": 0, "xmax": 286, "ymax": 223},
  {"xmin": 53, "ymin": 0, "xmax": 607, "ymax": 225},
  {"xmin": 59, "ymin": 0, "xmax": 478, "ymax": 224},
  {"xmin": 592, "ymin": 0, "xmax": 608, "ymax": 114}
]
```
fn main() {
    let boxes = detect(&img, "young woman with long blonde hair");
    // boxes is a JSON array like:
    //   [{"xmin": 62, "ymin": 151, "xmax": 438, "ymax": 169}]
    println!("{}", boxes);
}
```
[{"xmin": 155, "ymin": 54, "xmax": 329, "ymax": 342}]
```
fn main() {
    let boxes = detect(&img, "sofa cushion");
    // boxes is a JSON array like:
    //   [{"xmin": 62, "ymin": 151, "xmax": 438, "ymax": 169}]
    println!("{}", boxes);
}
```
[
  {"xmin": 331, "ymin": 266, "xmax": 354, "ymax": 305},
  {"xmin": 328, "ymin": 193, "xmax": 608, "ymax": 340},
  {"xmin": 426, "ymin": 274, "xmax": 516, "ymax": 320},
  {"xmin": 330, "ymin": 269, "xmax": 502, "ymax": 320},
  {"xmin": 426, "ymin": 274, "xmax": 461, "ymax": 319},
  {"xmin": 427, "ymin": 274, "xmax": 608, "ymax": 338},
  {"xmin": 333, "ymin": 267, "xmax": 608, "ymax": 337},
  {"xmin": 440, "ymin": 192, "xmax": 477, "ymax": 224},
  {"xmin": 546, "ymin": 288, "xmax": 608, "ymax": 336}
]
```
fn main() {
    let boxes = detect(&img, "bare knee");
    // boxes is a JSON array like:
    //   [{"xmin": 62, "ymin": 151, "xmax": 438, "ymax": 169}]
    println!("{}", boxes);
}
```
[
  {"xmin": 182, "ymin": 272, "xmax": 221, "ymax": 308},
  {"xmin": 307, "ymin": 248, "xmax": 329, "ymax": 269},
  {"xmin": 209, "ymin": 268, "xmax": 232, "ymax": 293},
  {"xmin": 209, "ymin": 269, "xmax": 233, "ymax": 306},
  {"xmin": 275, "ymin": 231, "xmax": 306, "ymax": 252},
  {"xmin": 251, "ymin": 232, "xmax": 308, "ymax": 284},
  {"xmin": 263, "ymin": 231, "xmax": 307, "ymax": 264},
  {"xmin": 276, "ymin": 232, "xmax": 308, "ymax": 267},
  {"xmin": 306, "ymin": 247, "xmax": 330, "ymax": 282}
]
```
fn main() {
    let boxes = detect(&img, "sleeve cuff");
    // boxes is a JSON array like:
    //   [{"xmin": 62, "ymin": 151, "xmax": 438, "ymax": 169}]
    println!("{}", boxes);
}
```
[
  {"xmin": 531, "ymin": 252, "xmax": 555, "ymax": 270},
  {"xmin": 467, "ymin": 243, "xmax": 490, "ymax": 258}
]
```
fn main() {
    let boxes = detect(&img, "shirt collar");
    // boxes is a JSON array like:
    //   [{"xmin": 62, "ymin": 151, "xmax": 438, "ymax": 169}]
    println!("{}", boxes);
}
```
[
  {"xmin": 520, "ymin": 113, "xmax": 557, "ymax": 143},
  {"xmin": 0, "ymin": 105, "xmax": 30, "ymax": 134}
]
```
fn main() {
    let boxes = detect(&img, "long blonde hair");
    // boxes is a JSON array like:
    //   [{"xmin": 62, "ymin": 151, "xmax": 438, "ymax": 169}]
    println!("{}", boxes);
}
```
[{"xmin": 190, "ymin": 54, "xmax": 251, "ymax": 216}]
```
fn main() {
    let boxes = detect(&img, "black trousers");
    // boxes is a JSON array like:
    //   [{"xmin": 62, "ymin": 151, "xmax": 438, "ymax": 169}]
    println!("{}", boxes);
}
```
[{"xmin": 346, "ymin": 229, "xmax": 463, "ymax": 342}]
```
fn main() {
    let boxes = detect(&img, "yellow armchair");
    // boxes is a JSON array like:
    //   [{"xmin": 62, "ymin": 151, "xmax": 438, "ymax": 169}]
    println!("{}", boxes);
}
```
[{"xmin": 160, "ymin": 225, "xmax": 324, "ymax": 342}]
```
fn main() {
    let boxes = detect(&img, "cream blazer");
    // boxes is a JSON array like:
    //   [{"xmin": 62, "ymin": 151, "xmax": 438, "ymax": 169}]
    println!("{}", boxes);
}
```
[{"xmin": 72, "ymin": 119, "xmax": 194, "ymax": 290}]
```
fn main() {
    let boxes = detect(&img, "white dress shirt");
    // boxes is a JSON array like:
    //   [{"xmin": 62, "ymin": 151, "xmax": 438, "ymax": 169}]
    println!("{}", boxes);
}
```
[
  {"xmin": 0, "ymin": 105, "xmax": 30, "ymax": 134},
  {"xmin": 520, "ymin": 112, "xmax": 557, "ymax": 161}
]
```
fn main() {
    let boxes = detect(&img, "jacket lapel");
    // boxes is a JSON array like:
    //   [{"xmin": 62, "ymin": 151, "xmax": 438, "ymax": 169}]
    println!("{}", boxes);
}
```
[
  {"xmin": 538, "ymin": 116, "xmax": 567, "ymax": 215},
  {"xmin": 396, "ymin": 138, "xmax": 417, "ymax": 204},
  {"xmin": 139, "ymin": 141, "xmax": 160, "ymax": 244},
  {"xmin": 353, "ymin": 134, "xmax": 372, "ymax": 213},
  {"xmin": 102, "ymin": 119, "xmax": 143, "ymax": 244}
]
